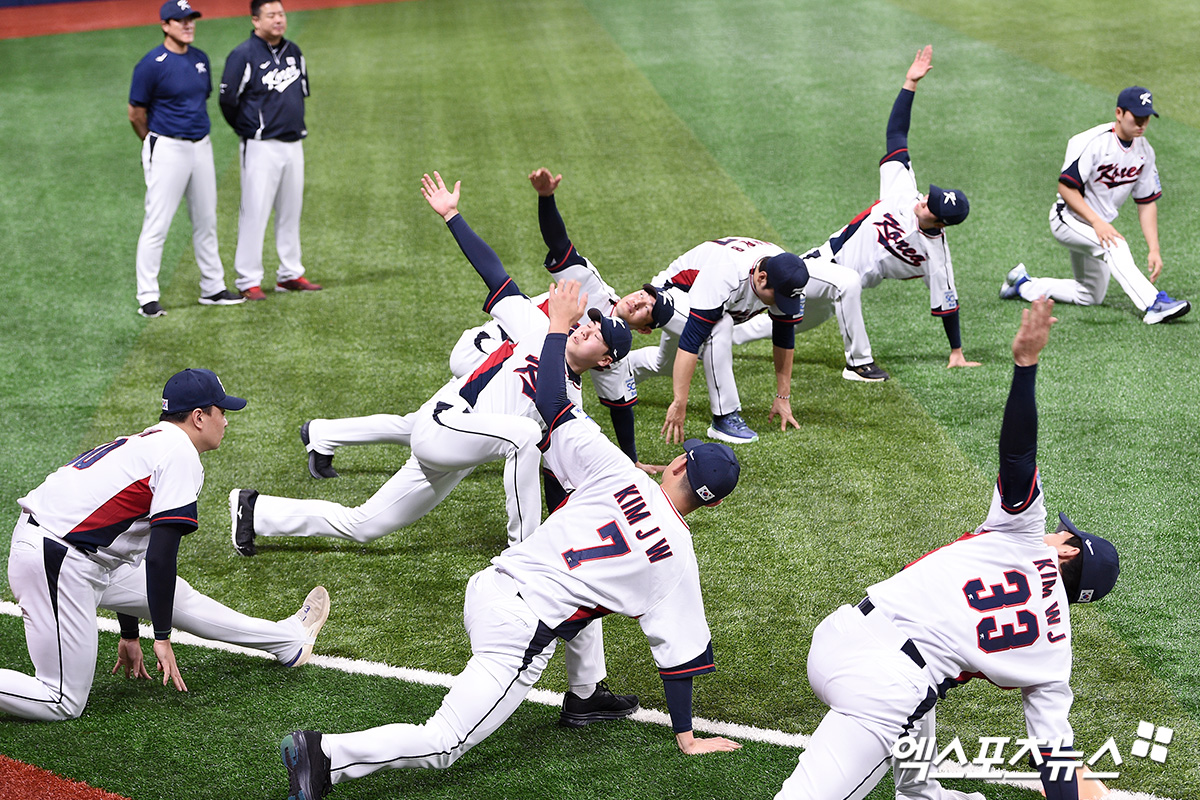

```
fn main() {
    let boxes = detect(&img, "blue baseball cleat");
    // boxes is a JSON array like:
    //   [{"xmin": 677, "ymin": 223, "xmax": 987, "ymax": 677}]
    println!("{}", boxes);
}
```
[
  {"xmin": 1144, "ymin": 291, "xmax": 1190, "ymax": 324},
  {"xmin": 282, "ymin": 730, "xmax": 331, "ymax": 800}
]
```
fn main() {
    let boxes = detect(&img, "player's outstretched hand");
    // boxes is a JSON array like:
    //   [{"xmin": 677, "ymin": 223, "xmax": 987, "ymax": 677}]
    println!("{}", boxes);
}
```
[
  {"xmin": 112, "ymin": 638, "xmax": 152, "ymax": 680},
  {"xmin": 947, "ymin": 348, "xmax": 982, "ymax": 369},
  {"xmin": 529, "ymin": 168, "xmax": 562, "ymax": 197},
  {"xmin": 662, "ymin": 400, "xmax": 688, "ymax": 445},
  {"xmin": 1012, "ymin": 297, "xmax": 1056, "ymax": 367},
  {"xmin": 675, "ymin": 731, "xmax": 743, "ymax": 755},
  {"xmin": 422, "ymin": 171, "xmax": 461, "ymax": 221},
  {"xmin": 905, "ymin": 44, "xmax": 932, "ymax": 88},
  {"xmin": 1093, "ymin": 219, "xmax": 1124, "ymax": 249},
  {"xmin": 635, "ymin": 461, "xmax": 667, "ymax": 476},
  {"xmin": 545, "ymin": 280, "xmax": 588, "ymax": 334},
  {"xmin": 769, "ymin": 395, "xmax": 800, "ymax": 432},
  {"xmin": 1147, "ymin": 251, "xmax": 1163, "ymax": 283},
  {"xmin": 153, "ymin": 639, "xmax": 188, "ymax": 692}
]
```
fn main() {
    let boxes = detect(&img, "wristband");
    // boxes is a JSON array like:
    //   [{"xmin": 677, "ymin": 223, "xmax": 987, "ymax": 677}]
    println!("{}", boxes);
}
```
[
  {"xmin": 153, "ymin": 629, "xmax": 172, "ymax": 641},
  {"xmin": 775, "ymin": 393, "xmax": 790, "ymax": 400}
]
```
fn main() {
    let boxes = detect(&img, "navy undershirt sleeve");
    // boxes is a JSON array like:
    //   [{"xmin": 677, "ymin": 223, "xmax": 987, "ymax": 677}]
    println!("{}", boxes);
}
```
[
  {"xmin": 118, "ymin": 613, "xmax": 140, "ymax": 639},
  {"xmin": 446, "ymin": 214, "xmax": 518, "ymax": 297},
  {"xmin": 145, "ymin": 524, "xmax": 186, "ymax": 639},
  {"xmin": 662, "ymin": 676, "xmax": 694, "ymax": 734},
  {"xmin": 538, "ymin": 195, "xmax": 572, "ymax": 263},
  {"xmin": 608, "ymin": 405, "xmax": 638, "ymax": 462},
  {"xmin": 679, "ymin": 309, "xmax": 721, "ymax": 354},
  {"xmin": 941, "ymin": 310, "xmax": 963, "ymax": 350},
  {"xmin": 771, "ymin": 318, "xmax": 796, "ymax": 350},
  {"xmin": 884, "ymin": 88, "xmax": 915, "ymax": 164},
  {"xmin": 998, "ymin": 364, "xmax": 1039, "ymax": 508},
  {"xmin": 1038, "ymin": 760, "xmax": 1080, "ymax": 800},
  {"xmin": 536, "ymin": 332, "xmax": 573, "ymax": 428}
]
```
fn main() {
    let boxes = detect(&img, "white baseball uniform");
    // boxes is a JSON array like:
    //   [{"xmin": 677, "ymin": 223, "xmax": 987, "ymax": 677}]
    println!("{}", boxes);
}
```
[
  {"xmin": 319, "ymin": 410, "xmax": 715, "ymax": 782},
  {"xmin": 1018, "ymin": 122, "xmax": 1162, "ymax": 309},
  {"xmin": 2, "ymin": 423, "xmax": 310, "ymax": 720},
  {"xmin": 624, "ymin": 237, "xmax": 801, "ymax": 416}
]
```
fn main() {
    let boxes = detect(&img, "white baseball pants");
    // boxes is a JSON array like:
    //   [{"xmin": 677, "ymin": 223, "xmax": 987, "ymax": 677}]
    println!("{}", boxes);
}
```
[
  {"xmin": 623, "ymin": 287, "xmax": 741, "ymax": 416},
  {"xmin": 234, "ymin": 138, "xmax": 306, "ymax": 291},
  {"xmin": 775, "ymin": 603, "xmax": 937, "ymax": 800},
  {"xmin": 1019, "ymin": 203, "xmax": 1157, "ymax": 309},
  {"xmin": 324, "ymin": 568, "xmax": 559, "ymax": 780},
  {"xmin": 733, "ymin": 257, "xmax": 873, "ymax": 367},
  {"xmin": 0, "ymin": 516, "xmax": 310, "ymax": 720},
  {"xmin": 255, "ymin": 399, "xmax": 544, "ymax": 547},
  {"xmin": 135, "ymin": 134, "xmax": 228, "ymax": 305}
]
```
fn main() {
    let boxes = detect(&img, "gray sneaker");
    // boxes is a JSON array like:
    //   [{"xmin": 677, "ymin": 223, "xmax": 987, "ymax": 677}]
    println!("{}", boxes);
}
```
[
  {"xmin": 138, "ymin": 301, "xmax": 166, "ymax": 318},
  {"xmin": 281, "ymin": 587, "xmax": 330, "ymax": 667},
  {"xmin": 707, "ymin": 411, "xmax": 758, "ymax": 444},
  {"xmin": 1000, "ymin": 263, "xmax": 1029, "ymax": 300},
  {"xmin": 199, "ymin": 289, "xmax": 246, "ymax": 306}
]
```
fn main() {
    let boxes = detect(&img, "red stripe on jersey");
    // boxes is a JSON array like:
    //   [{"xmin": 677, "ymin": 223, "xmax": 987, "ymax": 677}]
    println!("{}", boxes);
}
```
[
  {"xmin": 1135, "ymin": 191, "xmax": 1162, "ymax": 204},
  {"xmin": 998, "ymin": 466, "xmax": 1040, "ymax": 513},
  {"xmin": 482, "ymin": 277, "xmax": 515, "ymax": 313},
  {"xmin": 670, "ymin": 269, "xmax": 699, "ymax": 289},
  {"xmin": 537, "ymin": 297, "xmax": 550, "ymax": 316},
  {"xmin": 850, "ymin": 200, "xmax": 881, "ymax": 225},
  {"xmin": 151, "ymin": 514, "xmax": 199, "ymax": 527},
  {"xmin": 71, "ymin": 477, "xmax": 153, "ymax": 534},
  {"xmin": 465, "ymin": 340, "xmax": 517, "ymax": 384},
  {"xmin": 904, "ymin": 530, "xmax": 991, "ymax": 569},
  {"xmin": 688, "ymin": 310, "xmax": 718, "ymax": 324},
  {"xmin": 659, "ymin": 663, "xmax": 714, "ymax": 677},
  {"xmin": 930, "ymin": 305, "xmax": 959, "ymax": 316},
  {"xmin": 566, "ymin": 605, "xmax": 613, "ymax": 622}
]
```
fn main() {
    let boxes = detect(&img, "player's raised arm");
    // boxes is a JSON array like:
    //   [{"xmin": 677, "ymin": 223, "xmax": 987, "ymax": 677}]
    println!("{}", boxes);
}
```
[
  {"xmin": 903, "ymin": 44, "xmax": 932, "ymax": 91},
  {"xmin": 535, "ymin": 281, "xmax": 588, "ymax": 428},
  {"xmin": 997, "ymin": 298, "xmax": 1056, "ymax": 511}
]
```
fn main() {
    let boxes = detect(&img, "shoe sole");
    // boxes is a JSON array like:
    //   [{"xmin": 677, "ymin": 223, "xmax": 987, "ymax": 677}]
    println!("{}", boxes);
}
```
[
  {"xmin": 706, "ymin": 425, "xmax": 758, "ymax": 444},
  {"xmin": 841, "ymin": 368, "xmax": 887, "ymax": 383},
  {"xmin": 137, "ymin": 309, "xmax": 166, "ymax": 318},
  {"xmin": 1145, "ymin": 302, "xmax": 1191, "ymax": 325},
  {"xmin": 276, "ymin": 284, "xmax": 322, "ymax": 292},
  {"xmin": 286, "ymin": 586, "xmax": 331, "ymax": 667},
  {"xmin": 198, "ymin": 297, "xmax": 247, "ymax": 305},
  {"xmin": 229, "ymin": 489, "xmax": 256, "ymax": 557},
  {"xmin": 558, "ymin": 703, "xmax": 640, "ymax": 728}
]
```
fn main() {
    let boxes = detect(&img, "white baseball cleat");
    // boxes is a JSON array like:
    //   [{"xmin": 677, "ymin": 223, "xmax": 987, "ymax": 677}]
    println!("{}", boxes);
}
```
[
  {"xmin": 999, "ymin": 263, "xmax": 1029, "ymax": 300},
  {"xmin": 1143, "ymin": 290, "xmax": 1190, "ymax": 324},
  {"xmin": 281, "ymin": 586, "xmax": 331, "ymax": 667}
]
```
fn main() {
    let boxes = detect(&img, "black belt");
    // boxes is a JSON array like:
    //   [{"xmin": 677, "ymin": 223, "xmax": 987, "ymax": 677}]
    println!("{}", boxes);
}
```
[{"xmin": 858, "ymin": 597, "xmax": 926, "ymax": 668}]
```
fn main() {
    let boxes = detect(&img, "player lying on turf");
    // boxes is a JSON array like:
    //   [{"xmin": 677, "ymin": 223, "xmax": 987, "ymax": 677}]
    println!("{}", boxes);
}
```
[
  {"xmin": 775, "ymin": 298, "xmax": 1119, "ymax": 800},
  {"xmin": 280, "ymin": 279, "xmax": 742, "ymax": 800}
]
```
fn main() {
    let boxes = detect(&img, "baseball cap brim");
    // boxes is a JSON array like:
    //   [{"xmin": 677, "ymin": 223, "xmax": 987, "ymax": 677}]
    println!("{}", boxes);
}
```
[{"xmin": 217, "ymin": 395, "xmax": 248, "ymax": 411}]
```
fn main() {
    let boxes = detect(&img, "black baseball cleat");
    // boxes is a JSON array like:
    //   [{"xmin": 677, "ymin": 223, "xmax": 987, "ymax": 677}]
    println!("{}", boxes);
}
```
[
  {"xmin": 300, "ymin": 420, "xmax": 338, "ymax": 479},
  {"xmin": 559, "ymin": 681, "xmax": 640, "ymax": 727},
  {"xmin": 230, "ymin": 488, "xmax": 259, "ymax": 557},
  {"xmin": 281, "ymin": 730, "xmax": 332, "ymax": 800},
  {"xmin": 842, "ymin": 361, "xmax": 890, "ymax": 382}
]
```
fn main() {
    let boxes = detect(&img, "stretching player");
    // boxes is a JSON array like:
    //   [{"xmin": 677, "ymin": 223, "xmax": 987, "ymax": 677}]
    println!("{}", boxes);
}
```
[
  {"xmin": 625, "ymin": 237, "xmax": 808, "ymax": 445},
  {"xmin": 300, "ymin": 168, "xmax": 675, "ymax": 482},
  {"xmin": 775, "ymin": 298, "xmax": 1120, "ymax": 800},
  {"xmin": 737, "ymin": 45, "xmax": 980, "ymax": 381},
  {"xmin": 1, "ymin": 369, "xmax": 329, "ymax": 721},
  {"xmin": 280, "ymin": 275, "xmax": 742, "ymax": 799},
  {"xmin": 129, "ymin": 0, "xmax": 244, "ymax": 317},
  {"xmin": 1002, "ymin": 86, "xmax": 1189, "ymax": 324}
]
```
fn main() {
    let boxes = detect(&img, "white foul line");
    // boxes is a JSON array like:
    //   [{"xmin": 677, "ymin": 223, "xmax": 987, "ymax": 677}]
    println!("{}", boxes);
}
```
[{"xmin": 0, "ymin": 602, "xmax": 1174, "ymax": 800}]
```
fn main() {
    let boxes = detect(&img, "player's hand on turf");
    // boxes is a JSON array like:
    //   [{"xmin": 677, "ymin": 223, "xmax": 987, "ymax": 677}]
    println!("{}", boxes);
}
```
[
  {"xmin": 675, "ymin": 730, "xmax": 742, "ymax": 754},
  {"xmin": 662, "ymin": 400, "xmax": 687, "ymax": 444},
  {"xmin": 1093, "ymin": 219, "xmax": 1124, "ymax": 248},
  {"xmin": 1012, "ymin": 297, "xmax": 1056, "ymax": 367},
  {"xmin": 112, "ymin": 638, "xmax": 152, "ymax": 680},
  {"xmin": 153, "ymin": 639, "xmax": 188, "ymax": 692},
  {"xmin": 770, "ymin": 395, "xmax": 799, "ymax": 432},
  {"xmin": 635, "ymin": 461, "xmax": 666, "ymax": 476},
  {"xmin": 529, "ymin": 168, "xmax": 562, "ymax": 197},
  {"xmin": 905, "ymin": 44, "xmax": 932, "ymax": 88},
  {"xmin": 421, "ymin": 171, "xmax": 461, "ymax": 221},
  {"xmin": 1147, "ymin": 251, "xmax": 1163, "ymax": 283},
  {"xmin": 546, "ymin": 280, "xmax": 588, "ymax": 333},
  {"xmin": 947, "ymin": 349, "xmax": 982, "ymax": 368}
]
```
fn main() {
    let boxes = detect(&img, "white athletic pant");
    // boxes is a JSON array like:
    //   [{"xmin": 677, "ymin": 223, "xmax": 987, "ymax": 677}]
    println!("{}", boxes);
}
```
[
  {"xmin": 234, "ymin": 138, "xmax": 306, "ymax": 291},
  {"xmin": 1018, "ymin": 203, "xmax": 1157, "ymax": 310},
  {"xmin": 776, "ymin": 604, "xmax": 941, "ymax": 800},
  {"xmin": 324, "ymin": 568, "xmax": 561, "ymax": 781},
  {"xmin": 256, "ymin": 399, "xmax": 543, "ymax": 547},
  {"xmin": 623, "ymin": 287, "xmax": 741, "ymax": 416},
  {"xmin": 135, "ymin": 133, "xmax": 228, "ymax": 305},
  {"xmin": 0, "ymin": 516, "xmax": 309, "ymax": 721},
  {"xmin": 298, "ymin": 413, "xmax": 605, "ymax": 690},
  {"xmin": 732, "ymin": 257, "xmax": 873, "ymax": 367}
]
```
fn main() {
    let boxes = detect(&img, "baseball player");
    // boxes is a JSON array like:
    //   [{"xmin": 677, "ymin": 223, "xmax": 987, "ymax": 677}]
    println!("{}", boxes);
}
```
[
  {"xmin": 625, "ymin": 239, "xmax": 809, "ymax": 445},
  {"xmin": 737, "ymin": 46, "xmax": 980, "ymax": 382},
  {"xmin": 1001, "ymin": 86, "xmax": 1190, "ymax": 325},
  {"xmin": 129, "ymin": 0, "xmax": 244, "ymax": 318},
  {"xmin": 218, "ymin": 0, "xmax": 321, "ymax": 300},
  {"xmin": 0, "ymin": 369, "xmax": 329, "ymax": 721},
  {"xmin": 775, "ymin": 298, "xmax": 1120, "ymax": 800},
  {"xmin": 280, "ymin": 280, "xmax": 743, "ymax": 799}
]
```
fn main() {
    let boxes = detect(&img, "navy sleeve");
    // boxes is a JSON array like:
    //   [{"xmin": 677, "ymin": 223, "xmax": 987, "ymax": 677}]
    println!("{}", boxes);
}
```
[
  {"xmin": 535, "ymin": 332, "xmax": 575, "ymax": 430},
  {"xmin": 941, "ymin": 309, "xmax": 963, "ymax": 350},
  {"xmin": 998, "ymin": 364, "xmax": 1039, "ymax": 511},
  {"xmin": 542, "ymin": 468, "xmax": 568, "ymax": 514},
  {"xmin": 118, "ymin": 613, "xmax": 140, "ymax": 639},
  {"xmin": 663, "ymin": 676, "xmax": 694, "ymax": 733},
  {"xmin": 538, "ymin": 195, "xmax": 575, "ymax": 269},
  {"xmin": 607, "ymin": 404, "xmax": 638, "ymax": 462},
  {"xmin": 883, "ymin": 88, "xmax": 915, "ymax": 167},
  {"xmin": 145, "ymin": 524, "xmax": 186, "ymax": 640},
  {"xmin": 218, "ymin": 47, "xmax": 245, "ymax": 126},
  {"xmin": 446, "ymin": 214, "xmax": 523, "ymax": 311},
  {"xmin": 771, "ymin": 318, "xmax": 796, "ymax": 350},
  {"xmin": 679, "ymin": 308, "xmax": 722, "ymax": 354},
  {"xmin": 1059, "ymin": 160, "xmax": 1084, "ymax": 192}
]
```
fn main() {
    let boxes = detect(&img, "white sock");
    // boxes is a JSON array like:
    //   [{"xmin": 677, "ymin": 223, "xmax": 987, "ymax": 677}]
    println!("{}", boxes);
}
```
[{"xmin": 570, "ymin": 683, "xmax": 597, "ymax": 699}]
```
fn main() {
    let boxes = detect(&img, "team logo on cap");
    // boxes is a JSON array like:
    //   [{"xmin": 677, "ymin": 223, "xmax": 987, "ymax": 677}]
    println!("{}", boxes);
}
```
[
  {"xmin": 695, "ymin": 484, "xmax": 716, "ymax": 502},
  {"xmin": 788, "ymin": 285, "xmax": 804, "ymax": 298},
  {"xmin": 176, "ymin": 0, "xmax": 192, "ymax": 10},
  {"xmin": 161, "ymin": 398, "xmax": 170, "ymax": 411},
  {"xmin": 1139, "ymin": 91, "xmax": 1152, "ymax": 107},
  {"xmin": 1078, "ymin": 589, "xmax": 1095, "ymax": 603},
  {"xmin": 943, "ymin": 191, "xmax": 957, "ymax": 206}
]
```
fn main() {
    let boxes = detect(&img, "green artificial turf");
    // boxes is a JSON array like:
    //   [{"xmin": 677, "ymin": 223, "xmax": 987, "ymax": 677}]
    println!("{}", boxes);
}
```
[{"xmin": 1, "ymin": 0, "xmax": 1197, "ymax": 797}]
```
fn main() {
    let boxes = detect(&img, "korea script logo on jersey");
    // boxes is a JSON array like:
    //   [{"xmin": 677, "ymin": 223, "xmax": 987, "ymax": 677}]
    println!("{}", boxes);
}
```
[
  {"xmin": 1095, "ymin": 163, "xmax": 1143, "ymax": 189},
  {"xmin": 874, "ymin": 213, "xmax": 925, "ymax": 268},
  {"xmin": 261, "ymin": 62, "xmax": 301, "ymax": 93}
]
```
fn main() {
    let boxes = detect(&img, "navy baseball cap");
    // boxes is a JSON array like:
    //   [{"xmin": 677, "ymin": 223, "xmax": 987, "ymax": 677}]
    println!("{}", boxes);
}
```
[
  {"xmin": 1117, "ymin": 86, "xmax": 1158, "ymax": 117},
  {"xmin": 587, "ymin": 308, "xmax": 633, "ymax": 362},
  {"xmin": 682, "ymin": 438, "xmax": 740, "ymax": 506},
  {"xmin": 1057, "ymin": 512, "xmax": 1120, "ymax": 604},
  {"xmin": 760, "ymin": 253, "xmax": 809, "ymax": 316},
  {"xmin": 161, "ymin": 0, "xmax": 201, "ymax": 20},
  {"xmin": 162, "ymin": 369, "xmax": 246, "ymax": 414},
  {"xmin": 927, "ymin": 184, "xmax": 970, "ymax": 226},
  {"xmin": 642, "ymin": 284, "xmax": 675, "ymax": 329}
]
